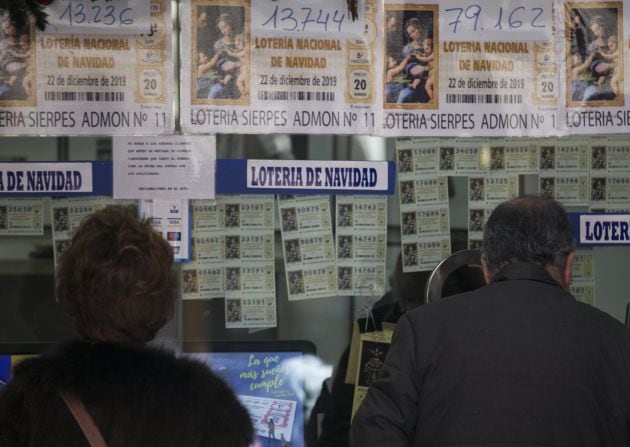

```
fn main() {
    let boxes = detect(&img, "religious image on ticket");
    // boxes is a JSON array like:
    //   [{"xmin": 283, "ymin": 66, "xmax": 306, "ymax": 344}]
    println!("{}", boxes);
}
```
[
  {"xmin": 182, "ymin": 269, "xmax": 200, "ymax": 294},
  {"xmin": 192, "ymin": 1, "xmax": 250, "ymax": 105},
  {"xmin": 0, "ymin": 14, "xmax": 36, "ymax": 106},
  {"xmin": 564, "ymin": 2, "xmax": 624, "ymax": 107},
  {"xmin": 383, "ymin": 5, "xmax": 438, "ymax": 109},
  {"xmin": 591, "ymin": 177, "xmax": 607, "ymax": 201},
  {"xmin": 540, "ymin": 177, "xmax": 556, "ymax": 200}
]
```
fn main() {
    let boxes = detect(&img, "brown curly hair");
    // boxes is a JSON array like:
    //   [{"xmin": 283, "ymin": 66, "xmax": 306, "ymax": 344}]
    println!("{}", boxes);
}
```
[{"xmin": 56, "ymin": 205, "xmax": 174, "ymax": 343}]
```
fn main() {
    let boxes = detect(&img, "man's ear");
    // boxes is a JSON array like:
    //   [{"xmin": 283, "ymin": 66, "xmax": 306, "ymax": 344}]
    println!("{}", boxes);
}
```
[
  {"xmin": 481, "ymin": 258, "xmax": 493, "ymax": 284},
  {"xmin": 561, "ymin": 251, "xmax": 576, "ymax": 289}
]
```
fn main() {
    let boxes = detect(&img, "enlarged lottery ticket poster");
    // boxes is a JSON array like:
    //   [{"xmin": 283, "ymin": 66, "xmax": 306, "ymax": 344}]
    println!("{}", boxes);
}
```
[
  {"xmin": 558, "ymin": 0, "xmax": 630, "ymax": 134},
  {"xmin": 589, "ymin": 136, "xmax": 630, "ymax": 209},
  {"xmin": 51, "ymin": 196, "xmax": 134, "ymax": 266},
  {"xmin": 0, "ymin": 198, "xmax": 43, "ymax": 236},
  {"xmin": 538, "ymin": 137, "xmax": 589, "ymax": 205},
  {"xmin": 335, "ymin": 195, "xmax": 387, "ymax": 296},
  {"xmin": 278, "ymin": 195, "xmax": 336, "ymax": 300},
  {"xmin": 184, "ymin": 196, "xmax": 277, "ymax": 329},
  {"xmin": 571, "ymin": 248, "xmax": 595, "ymax": 305},
  {"xmin": 181, "ymin": 0, "xmax": 380, "ymax": 134},
  {"xmin": 382, "ymin": 0, "xmax": 557, "ymax": 137},
  {"xmin": 0, "ymin": 0, "xmax": 173, "ymax": 135},
  {"xmin": 397, "ymin": 140, "xmax": 450, "ymax": 272}
]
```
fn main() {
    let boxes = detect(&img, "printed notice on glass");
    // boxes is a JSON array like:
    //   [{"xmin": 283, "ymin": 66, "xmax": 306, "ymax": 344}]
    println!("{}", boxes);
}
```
[
  {"xmin": 336, "ymin": 195, "xmax": 387, "ymax": 296},
  {"xmin": 558, "ymin": 0, "xmax": 630, "ymax": 135},
  {"xmin": 180, "ymin": 0, "xmax": 380, "ymax": 134},
  {"xmin": 0, "ymin": 198, "xmax": 43, "ymax": 236},
  {"xmin": 382, "ymin": 0, "xmax": 557, "ymax": 137},
  {"xmin": 278, "ymin": 195, "xmax": 336, "ymax": 300},
  {"xmin": 113, "ymin": 135, "xmax": 216, "ymax": 199},
  {"xmin": 0, "ymin": 0, "xmax": 173, "ymax": 135}
]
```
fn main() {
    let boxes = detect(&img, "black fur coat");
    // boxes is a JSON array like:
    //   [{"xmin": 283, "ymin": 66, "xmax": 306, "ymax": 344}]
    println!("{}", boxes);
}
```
[{"xmin": 0, "ymin": 340, "xmax": 253, "ymax": 447}]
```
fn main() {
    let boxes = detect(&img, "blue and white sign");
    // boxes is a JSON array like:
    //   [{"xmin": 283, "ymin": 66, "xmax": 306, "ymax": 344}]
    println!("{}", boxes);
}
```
[
  {"xmin": 572, "ymin": 213, "xmax": 630, "ymax": 246},
  {"xmin": 0, "ymin": 162, "xmax": 93, "ymax": 194},
  {"xmin": 246, "ymin": 160, "xmax": 391, "ymax": 194}
]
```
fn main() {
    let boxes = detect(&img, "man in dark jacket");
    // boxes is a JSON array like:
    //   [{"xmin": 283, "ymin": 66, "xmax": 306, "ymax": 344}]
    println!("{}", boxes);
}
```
[
  {"xmin": 351, "ymin": 196, "xmax": 630, "ymax": 446},
  {"xmin": 0, "ymin": 205, "xmax": 253, "ymax": 447}
]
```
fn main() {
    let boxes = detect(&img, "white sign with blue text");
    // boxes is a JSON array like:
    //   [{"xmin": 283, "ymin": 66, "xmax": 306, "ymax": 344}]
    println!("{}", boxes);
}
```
[
  {"xmin": 0, "ymin": 163, "xmax": 92, "ymax": 194},
  {"xmin": 247, "ymin": 160, "xmax": 389, "ymax": 193},
  {"xmin": 579, "ymin": 214, "xmax": 630, "ymax": 245}
]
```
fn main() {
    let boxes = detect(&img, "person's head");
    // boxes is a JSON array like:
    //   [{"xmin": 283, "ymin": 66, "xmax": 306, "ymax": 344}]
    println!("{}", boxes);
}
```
[
  {"xmin": 56, "ymin": 205, "xmax": 175, "ymax": 343},
  {"xmin": 422, "ymin": 37, "xmax": 433, "ymax": 54},
  {"xmin": 216, "ymin": 13, "xmax": 234, "ymax": 37},
  {"xmin": 18, "ymin": 33, "xmax": 29, "ymax": 51},
  {"xmin": 235, "ymin": 33, "xmax": 244, "ymax": 49},
  {"xmin": 608, "ymin": 34, "xmax": 618, "ymax": 51},
  {"xmin": 386, "ymin": 53, "xmax": 398, "ymax": 69},
  {"xmin": 481, "ymin": 196, "xmax": 576, "ymax": 287},
  {"xmin": 0, "ymin": 18, "xmax": 16, "ymax": 38},
  {"xmin": 405, "ymin": 18, "xmax": 422, "ymax": 42},
  {"xmin": 386, "ymin": 14, "xmax": 398, "ymax": 32},
  {"xmin": 589, "ymin": 16, "xmax": 607, "ymax": 38},
  {"xmin": 390, "ymin": 253, "xmax": 430, "ymax": 312},
  {"xmin": 197, "ymin": 10, "xmax": 208, "ymax": 26},
  {"xmin": 198, "ymin": 49, "xmax": 209, "ymax": 65}
]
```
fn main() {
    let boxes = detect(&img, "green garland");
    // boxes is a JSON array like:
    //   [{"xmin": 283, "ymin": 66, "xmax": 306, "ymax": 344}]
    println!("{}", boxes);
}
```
[{"xmin": 0, "ymin": 0, "xmax": 48, "ymax": 31}]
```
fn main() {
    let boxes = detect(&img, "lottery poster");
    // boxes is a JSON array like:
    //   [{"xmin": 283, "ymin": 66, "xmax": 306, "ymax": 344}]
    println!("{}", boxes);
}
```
[
  {"xmin": 0, "ymin": 0, "xmax": 173, "ymax": 135},
  {"xmin": 335, "ymin": 195, "xmax": 387, "ymax": 296},
  {"xmin": 382, "ymin": 0, "xmax": 557, "ymax": 137},
  {"xmin": 180, "ymin": 0, "xmax": 380, "ymax": 134},
  {"xmin": 558, "ymin": 0, "xmax": 630, "ymax": 134},
  {"xmin": 278, "ymin": 195, "xmax": 336, "ymax": 300},
  {"xmin": 0, "ymin": 198, "xmax": 43, "ymax": 236}
]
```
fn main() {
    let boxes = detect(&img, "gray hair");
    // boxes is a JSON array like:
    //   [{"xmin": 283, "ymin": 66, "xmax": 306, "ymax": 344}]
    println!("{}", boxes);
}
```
[{"xmin": 481, "ymin": 196, "xmax": 576, "ymax": 272}]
